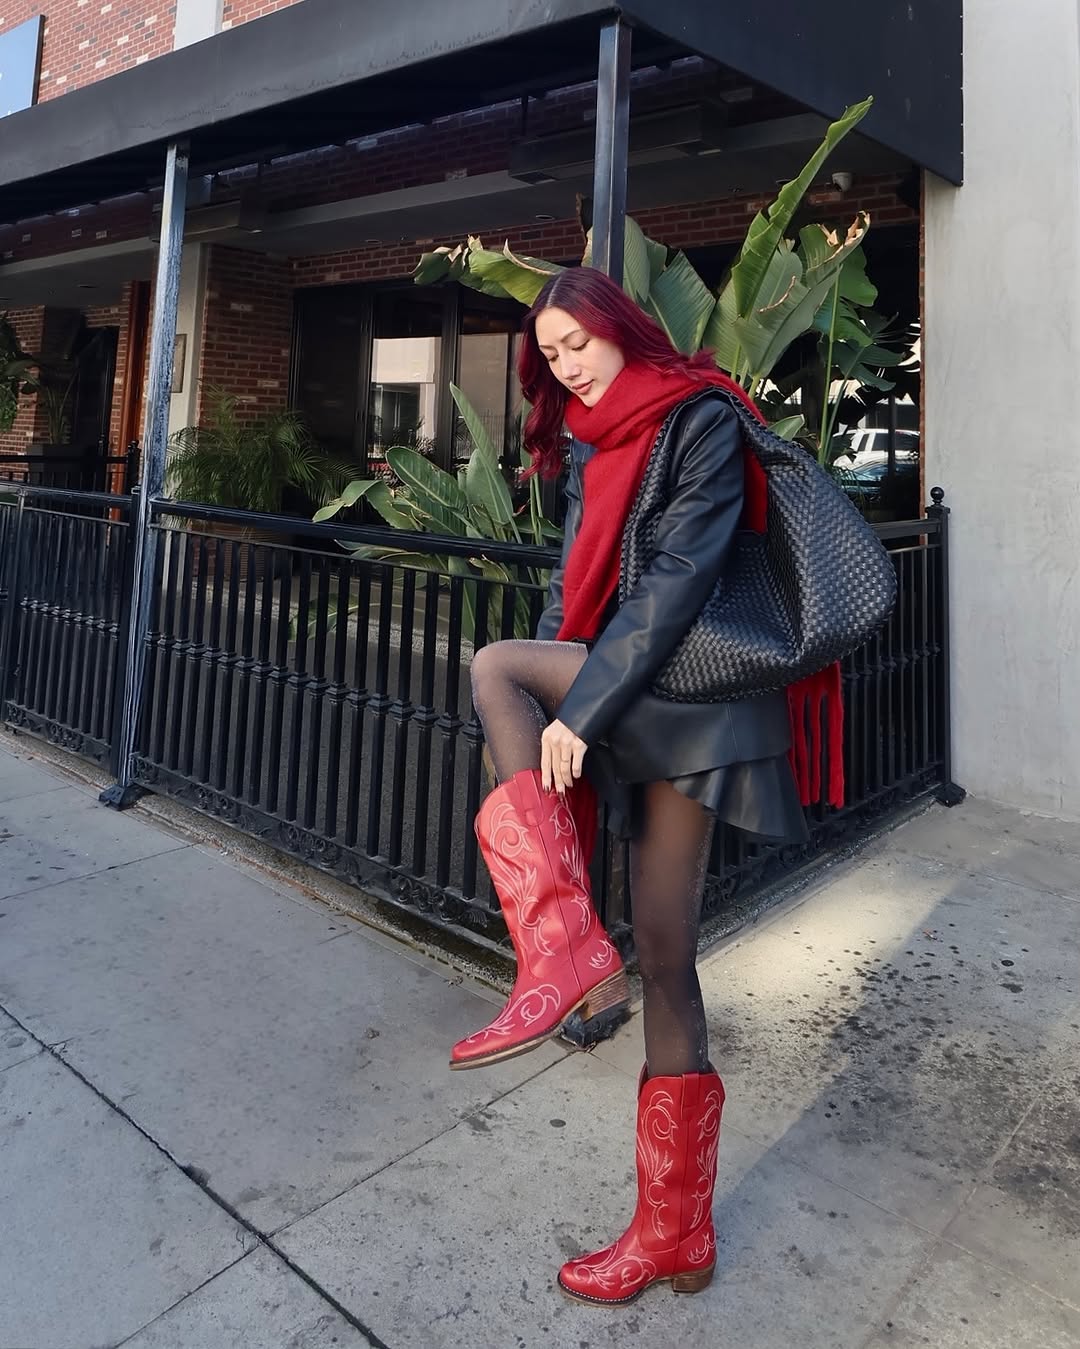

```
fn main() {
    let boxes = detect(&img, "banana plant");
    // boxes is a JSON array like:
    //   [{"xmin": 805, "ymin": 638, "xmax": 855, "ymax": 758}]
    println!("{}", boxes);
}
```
[
  {"xmin": 757, "ymin": 247, "xmax": 917, "ymax": 468},
  {"xmin": 413, "ymin": 98, "xmax": 876, "ymax": 413},
  {"xmin": 321, "ymin": 93, "xmax": 884, "ymax": 625},
  {"xmin": 312, "ymin": 385, "xmax": 558, "ymax": 642}
]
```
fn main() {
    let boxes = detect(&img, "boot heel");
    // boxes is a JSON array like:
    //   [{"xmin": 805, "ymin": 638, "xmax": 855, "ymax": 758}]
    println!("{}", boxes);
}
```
[
  {"xmin": 579, "ymin": 968, "xmax": 630, "ymax": 1020},
  {"xmin": 672, "ymin": 1266, "xmax": 715, "ymax": 1295}
]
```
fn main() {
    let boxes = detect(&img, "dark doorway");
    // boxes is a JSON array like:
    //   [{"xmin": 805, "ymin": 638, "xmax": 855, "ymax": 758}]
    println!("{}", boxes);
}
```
[{"xmin": 69, "ymin": 325, "xmax": 119, "ymax": 455}]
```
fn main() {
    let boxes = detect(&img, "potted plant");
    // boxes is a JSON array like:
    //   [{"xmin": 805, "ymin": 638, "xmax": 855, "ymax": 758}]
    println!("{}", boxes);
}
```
[{"xmin": 168, "ymin": 388, "xmax": 351, "ymax": 577}]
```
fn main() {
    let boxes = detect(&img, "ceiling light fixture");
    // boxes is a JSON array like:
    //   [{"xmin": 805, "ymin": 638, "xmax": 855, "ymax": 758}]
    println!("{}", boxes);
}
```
[{"xmin": 509, "ymin": 101, "xmax": 729, "ymax": 184}]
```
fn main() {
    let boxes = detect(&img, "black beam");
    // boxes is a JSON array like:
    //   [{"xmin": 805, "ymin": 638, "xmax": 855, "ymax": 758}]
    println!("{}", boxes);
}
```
[{"xmin": 591, "ymin": 18, "xmax": 632, "ymax": 284}]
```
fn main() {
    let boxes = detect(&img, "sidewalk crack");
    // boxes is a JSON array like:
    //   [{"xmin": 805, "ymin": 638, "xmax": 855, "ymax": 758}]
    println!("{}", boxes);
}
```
[{"xmin": 0, "ymin": 1003, "xmax": 393, "ymax": 1349}]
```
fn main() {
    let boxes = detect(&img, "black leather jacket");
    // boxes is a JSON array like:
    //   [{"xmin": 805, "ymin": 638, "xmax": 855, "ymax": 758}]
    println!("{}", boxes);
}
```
[{"xmin": 536, "ymin": 391, "xmax": 790, "ymax": 780}]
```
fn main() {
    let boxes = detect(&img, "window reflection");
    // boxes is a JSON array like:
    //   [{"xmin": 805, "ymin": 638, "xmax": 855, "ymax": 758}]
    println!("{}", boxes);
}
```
[
  {"xmin": 369, "ymin": 291, "xmax": 443, "ymax": 466},
  {"xmin": 455, "ymin": 298, "xmax": 525, "ymax": 470}
]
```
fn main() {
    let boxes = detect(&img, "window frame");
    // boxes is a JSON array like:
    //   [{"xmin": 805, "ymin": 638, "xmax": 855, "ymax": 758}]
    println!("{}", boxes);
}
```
[{"xmin": 290, "ymin": 278, "xmax": 527, "ymax": 477}]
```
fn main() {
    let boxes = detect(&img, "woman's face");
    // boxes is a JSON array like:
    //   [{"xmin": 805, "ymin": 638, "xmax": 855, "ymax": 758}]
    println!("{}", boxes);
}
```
[{"xmin": 533, "ymin": 306, "xmax": 625, "ymax": 408}]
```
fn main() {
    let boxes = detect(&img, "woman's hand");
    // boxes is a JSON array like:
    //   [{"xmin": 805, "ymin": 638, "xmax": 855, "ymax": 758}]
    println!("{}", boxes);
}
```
[{"xmin": 541, "ymin": 720, "xmax": 588, "ymax": 795}]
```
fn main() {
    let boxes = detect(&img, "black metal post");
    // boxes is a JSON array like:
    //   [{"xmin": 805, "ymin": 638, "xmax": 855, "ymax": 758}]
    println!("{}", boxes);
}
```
[
  {"xmin": 0, "ymin": 493, "xmax": 27, "ymax": 716},
  {"xmin": 101, "ymin": 141, "xmax": 189, "ymax": 808},
  {"xmin": 591, "ymin": 17, "xmax": 632, "ymax": 284},
  {"xmin": 927, "ymin": 486, "xmax": 965, "ymax": 806},
  {"xmin": 106, "ymin": 490, "xmax": 141, "ymax": 778}
]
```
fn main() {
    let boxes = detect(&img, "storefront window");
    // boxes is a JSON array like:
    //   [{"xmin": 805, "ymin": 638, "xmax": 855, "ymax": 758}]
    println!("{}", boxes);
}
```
[
  {"xmin": 292, "ymin": 282, "xmax": 524, "ymax": 478},
  {"xmin": 368, "ymin": 290, "xmax": 444, "ymax": 463},
  {"xmin": 455, "ymin": 296, "xmax": 523, "ymax": 468}
]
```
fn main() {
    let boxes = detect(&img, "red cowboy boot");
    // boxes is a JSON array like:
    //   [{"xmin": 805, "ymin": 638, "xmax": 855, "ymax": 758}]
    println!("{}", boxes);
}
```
[
  {"xmin": 558, "ymin": 1067, "xmax": 725, "ymax": 1305},
  {"xmin": 450, "ymin": 769, "xmax": 629, "ymax": 1071}
]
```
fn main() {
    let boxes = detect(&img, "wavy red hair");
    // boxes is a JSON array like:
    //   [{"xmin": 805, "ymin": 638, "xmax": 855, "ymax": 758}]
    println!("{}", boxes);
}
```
[{"xmin": 518, "ymin": 266, "xmax": 733, "ymax": 478}]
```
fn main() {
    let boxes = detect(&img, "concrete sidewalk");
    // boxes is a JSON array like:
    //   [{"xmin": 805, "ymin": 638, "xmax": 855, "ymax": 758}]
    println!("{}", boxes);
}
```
[{"xmin": 0, "ymin": 738, "xmax": 1077, "ymax": 1349}]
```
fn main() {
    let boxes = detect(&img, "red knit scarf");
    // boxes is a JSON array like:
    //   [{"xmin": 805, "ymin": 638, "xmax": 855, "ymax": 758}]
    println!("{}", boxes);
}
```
[{"xmin": 556, "ymin": 362, "xmax": 844, "ymax": 810}]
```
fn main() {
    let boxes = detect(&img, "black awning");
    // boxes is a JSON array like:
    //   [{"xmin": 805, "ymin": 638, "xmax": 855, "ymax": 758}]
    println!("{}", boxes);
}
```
[
  {"xmin": 625, "ymin": 0, "xmax": 962, "ymax": 185},
  {"xmin": 0, "ymin": 0, "xmax": 962, "ymax": 225}
]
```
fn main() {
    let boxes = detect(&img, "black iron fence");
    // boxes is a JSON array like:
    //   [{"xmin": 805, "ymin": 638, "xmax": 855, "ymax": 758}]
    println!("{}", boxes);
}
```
[
  {"xmin": 0, "ymin": 483, "xmax": 959, "ymax": 953},
  {"xmin": 0, "ymin": 488, "xmax": 133, "ymax": 765}
]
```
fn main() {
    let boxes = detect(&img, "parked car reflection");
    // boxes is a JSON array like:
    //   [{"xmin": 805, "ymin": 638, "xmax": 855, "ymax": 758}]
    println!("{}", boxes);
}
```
[{"xmin": 833, "ymin": 430, "xmax": 920, "ymax": 520}]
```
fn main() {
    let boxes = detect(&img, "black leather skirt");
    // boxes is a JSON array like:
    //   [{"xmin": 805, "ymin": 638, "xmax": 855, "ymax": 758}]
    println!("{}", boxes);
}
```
[{"xmin": 584, "ymin": 686, "xmax": 809, "ymax": 845}]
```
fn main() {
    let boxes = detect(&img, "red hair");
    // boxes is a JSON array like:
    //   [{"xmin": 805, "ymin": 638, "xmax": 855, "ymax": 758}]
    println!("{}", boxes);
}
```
[{"xmin": 518, "ymin": 266, "xmax": 741, "ymax": 478}]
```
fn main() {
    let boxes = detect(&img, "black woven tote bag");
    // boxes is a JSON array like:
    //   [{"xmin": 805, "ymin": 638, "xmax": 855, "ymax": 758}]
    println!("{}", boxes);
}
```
[{"xmin": 619, "ymin": 388, "xmax": 897, "ymax": 703}]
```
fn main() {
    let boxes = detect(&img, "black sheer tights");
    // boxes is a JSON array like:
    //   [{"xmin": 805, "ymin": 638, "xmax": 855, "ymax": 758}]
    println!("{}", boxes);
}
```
[
  {"xmin": 629, "ymin": 780, "xmax": 715, "ymax": 1077},
  {"xmin": 470, "ymin": 639, "xmax": 714, "ymax": 1078},
  {"xmin": 470, "ymin": 639, "xmax": 588, "ymax": 782}
]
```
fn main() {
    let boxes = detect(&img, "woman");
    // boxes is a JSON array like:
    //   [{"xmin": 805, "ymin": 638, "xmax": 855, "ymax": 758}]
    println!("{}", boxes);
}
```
[{"xmin": 451, "ymin": 267, "xmax": 818, "ymax": 1307}]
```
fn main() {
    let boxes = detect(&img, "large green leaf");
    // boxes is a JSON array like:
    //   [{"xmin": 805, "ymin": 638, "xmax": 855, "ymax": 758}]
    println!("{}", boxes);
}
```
[
  {"xmin": 621, "ymin": 218, "xmax": 652, "ymax": 306},
  {"xmin": 466, "ymin": 244, "xmax": 561, "ymax": 306},
  {"xmin": 467, "ymin": 557, "xmax": 511, "ymax": 584},
  {"xmin": 837, "ymin": 247, "xmax": 878, "ymax": 307},
  {"xmin": 385, "ymin": 445, "xmax": 470, "ymax": 535},
  {"xmin": 814, "ymin": 304, "xmax": 873, "ymax": 344},
  {"xmin": 450, "ymin": 383, "xmax": 517, "ymax": 533},
  {"xmin": 711, "ymin": 244, "xmax": 803, "ymax": 377},
  {"xmin": 413, "ymin": 236, "xmax": 561, "ymax": 303},
  {"xmin": 742, "ymin": 276, "xmax": 844, "ymax": 380},
  {"xmin": 501, "ymin": 243, "xmax": 564, "ymax": 281},
  {"xmin": 830, "ymin": 336, "xmax": 900, "ymax": 391},
  {"xmin": 701, "ymin": 275, "xmax": 743, "ymax": 378},
  {"xmin": 769, "ymin": 414, "xmax": 806, "ymax": 440},
  {"xmin": 581, "ymin": 217, "xmax": 659, "ymax": 307},
  {"xmin": 312, "ymin": 477, "xmax": 379, "ymax": 522},
  {"xmin": 644, "ymin": 233, "xmax": 669, "ymax": 286},
  {"xmin": 753, "ymin": 238, "xmax": 803, "ymax": 309},
  {"xmin": 729, "ymin": 97, "xmax": 873, "ymax": 319},
  {"xmin": 797, "ymin": 217, "xmax": 867, "ymax": 273},
  {"xmin": 647, "ymin": 251, "xmax": 718, "ymax": 355},
  {"xmin": 732, "ymin": 216, "xmax": 870, "ymax": 380},
  {"xmin": 344, "ymin": 546, "xmax": 450, "ymax": 573},
  {"xmin": 411, "ymin": 245, "xmax": 461, "ymax": 286},
  {"xmin": 364, "ymin": 480, "xmax": 429, "ymax": 531}
]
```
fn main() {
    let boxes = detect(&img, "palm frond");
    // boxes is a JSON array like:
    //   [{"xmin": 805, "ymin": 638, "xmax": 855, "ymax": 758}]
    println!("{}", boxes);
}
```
[{"xmin": 167, "ymin": 387, "xmax": 355, "ymax": 513}]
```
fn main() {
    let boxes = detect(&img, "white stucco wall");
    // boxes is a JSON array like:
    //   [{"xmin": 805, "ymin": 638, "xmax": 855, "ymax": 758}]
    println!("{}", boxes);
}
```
[
  {"xmin": 166, "ymin": 0, "xmax": 222, "ymax": 437},
  {"xmin": 923, "ymin": 0, "xmax": 1080, "ymax": 819}
]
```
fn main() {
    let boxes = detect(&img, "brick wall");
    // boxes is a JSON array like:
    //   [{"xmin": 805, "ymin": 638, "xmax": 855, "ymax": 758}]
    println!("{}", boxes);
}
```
[
  {"xmin": 1, "ymin": 195, "xmax": 156, "ymax": 264},
  {"xmin": 292, "ymin": 176, "xmax": 912, "ymax": 290},
  {"xmin": 0, "ymin": 0, "xmax": 302, "ymax": 110},
  {"xmin": 222, "ymin": 0, "xmax": 302, "ymax": 27},
  {"xmin": 0, "ymin": 1, "xmax": 175, "ymax": 101},
  {"xmin": 197, "ymin": 246, "xmax": 293, "ymax": 420}
]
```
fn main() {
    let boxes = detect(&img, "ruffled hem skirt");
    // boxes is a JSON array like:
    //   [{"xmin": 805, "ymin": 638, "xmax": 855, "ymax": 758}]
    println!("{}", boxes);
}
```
[{"xmin": 586, "ymin": 744, "xmax": 809, "ymax": 845}]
